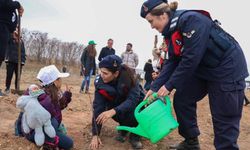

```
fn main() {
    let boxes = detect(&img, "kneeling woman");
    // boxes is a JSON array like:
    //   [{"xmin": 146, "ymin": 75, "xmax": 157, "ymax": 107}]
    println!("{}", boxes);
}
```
[{"xmin": 90, "ymin": 55, "xmax": 144, "ymax": 149}]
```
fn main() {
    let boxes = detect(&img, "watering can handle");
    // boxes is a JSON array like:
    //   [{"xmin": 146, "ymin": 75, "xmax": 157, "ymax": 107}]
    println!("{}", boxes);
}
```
[{"xmin": 135, "ymin": 93, "xmax": 166, "ymax": 115}]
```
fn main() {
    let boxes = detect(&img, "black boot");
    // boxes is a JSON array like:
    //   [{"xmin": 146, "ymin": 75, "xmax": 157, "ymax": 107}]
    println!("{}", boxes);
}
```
[
  {"xmin": 169, "ymin": 137, "xmax": 200, "ymax": 150},
  {"xmin": 244, "ymin": 95, "xmax": 250, "ymax": 106},
  {"xmin": 129, "ymin": 133, "xmax": 143, "ymax": 149},
  {"xmin": 115, "ymin": 130, "xmax": 128, "ymax": 143},
  {"xmin": 245, "ymin": 100, "xmax": 250, "ymax": 106}
]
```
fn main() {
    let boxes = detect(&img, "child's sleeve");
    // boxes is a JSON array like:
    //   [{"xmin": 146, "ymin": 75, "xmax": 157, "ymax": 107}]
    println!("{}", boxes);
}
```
[{"xmin": 59, "ymin": 91, "xmax": 72, "ymax": 110}]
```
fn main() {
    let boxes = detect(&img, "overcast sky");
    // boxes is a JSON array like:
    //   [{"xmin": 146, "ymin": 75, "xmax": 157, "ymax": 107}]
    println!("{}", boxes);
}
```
[{"xmin": 18, "ymin": 0, "xmax": 250, "ymax": 72}]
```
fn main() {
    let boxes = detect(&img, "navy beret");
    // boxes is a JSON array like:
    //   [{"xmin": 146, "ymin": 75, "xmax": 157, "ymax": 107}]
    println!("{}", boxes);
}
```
[
  {"xmin": 140, "ymin": 0, "xmax": 168, "ymax": 18},
  {"xmin": 99, "ymin": 55, "xmax": 122, "ymax": 72}
]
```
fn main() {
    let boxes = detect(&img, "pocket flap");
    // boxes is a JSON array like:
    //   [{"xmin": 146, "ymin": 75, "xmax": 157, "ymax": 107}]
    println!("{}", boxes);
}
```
[{"xmin": 220, "ymin": 80, "xmax": 246, "ymax": 92}]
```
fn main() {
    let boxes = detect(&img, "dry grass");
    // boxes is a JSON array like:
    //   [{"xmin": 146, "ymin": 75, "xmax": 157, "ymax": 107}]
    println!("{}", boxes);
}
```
[{"xmin": 0, "ymin": 62, "xmax": 250, "ymax": 150}]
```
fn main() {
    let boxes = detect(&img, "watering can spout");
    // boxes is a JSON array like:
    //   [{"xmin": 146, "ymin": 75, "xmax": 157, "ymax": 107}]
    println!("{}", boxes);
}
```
[{"xmin": 116, "ymin": 126, "xmax": 148, "ymax": 139}]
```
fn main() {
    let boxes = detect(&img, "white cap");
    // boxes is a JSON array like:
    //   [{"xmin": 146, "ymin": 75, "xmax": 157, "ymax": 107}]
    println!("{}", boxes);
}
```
[{"xmin": 37, "ymin": 65, "xmax": 69, "ymax": 86}]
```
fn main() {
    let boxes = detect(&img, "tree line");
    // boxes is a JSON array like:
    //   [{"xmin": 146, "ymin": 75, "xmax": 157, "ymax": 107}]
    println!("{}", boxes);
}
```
[{"xmin": 21, "ymin": 28, "xmax": 85, "ymax": 66}]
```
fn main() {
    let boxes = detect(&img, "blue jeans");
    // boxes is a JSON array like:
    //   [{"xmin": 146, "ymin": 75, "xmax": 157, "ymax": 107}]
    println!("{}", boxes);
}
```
[
  {"xmin": 25, "ymin": 118, "xmax": 73, "ymax": 150},
  {"xmin": 81, "ymin": 69, "xmax": 93, "ymax": 91}
]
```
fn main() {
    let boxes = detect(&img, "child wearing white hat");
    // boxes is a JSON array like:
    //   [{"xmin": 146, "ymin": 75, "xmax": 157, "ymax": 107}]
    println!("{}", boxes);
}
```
[{"xmin": 15, "ymin": 65, "xmax": 74, "ymax": 149}]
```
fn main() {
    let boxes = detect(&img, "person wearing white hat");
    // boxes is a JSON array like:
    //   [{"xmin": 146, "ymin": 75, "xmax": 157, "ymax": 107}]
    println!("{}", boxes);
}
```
[
  {"xmin": 15, "ymin": 65, "xmax": 74, "ymax": 149},
  {"xmin": 37, "ymin": 65, "xmax": 70, "ymax": 87}
]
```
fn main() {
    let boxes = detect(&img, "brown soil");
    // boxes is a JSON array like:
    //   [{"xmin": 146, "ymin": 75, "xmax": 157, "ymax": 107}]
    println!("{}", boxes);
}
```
[{"xmin": 0, "ymin": 64, "xmax": 249, "ymax": 150}]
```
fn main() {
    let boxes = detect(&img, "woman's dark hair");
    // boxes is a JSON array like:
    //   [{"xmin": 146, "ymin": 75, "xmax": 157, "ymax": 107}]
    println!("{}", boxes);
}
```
[
  {"xmin": 107, "ymin": 64, "xmax": 136, "ymax": 88},
  {"xmin": 87, "ymin": 44, "xmax": 97, "ymax": 58},
  {"xmin": 150, "ymin": 1, "xmax": 178, "ymax": 16}
]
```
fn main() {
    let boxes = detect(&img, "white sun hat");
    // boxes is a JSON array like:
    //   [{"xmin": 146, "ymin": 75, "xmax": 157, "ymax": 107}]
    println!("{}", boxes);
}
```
[{"xmin": 37, "ymin": 65, "xmax": 69, "ymax": 86}]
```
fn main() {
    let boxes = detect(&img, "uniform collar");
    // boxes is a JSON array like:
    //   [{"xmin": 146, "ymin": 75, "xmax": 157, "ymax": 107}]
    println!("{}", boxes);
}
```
[
  {"xmin": 161, "ymin": 11, "xmax": 175, "ymax": 38},
  {"xmin": 106, "ymin": 46, "xmax": 113, "ymax": 50}
]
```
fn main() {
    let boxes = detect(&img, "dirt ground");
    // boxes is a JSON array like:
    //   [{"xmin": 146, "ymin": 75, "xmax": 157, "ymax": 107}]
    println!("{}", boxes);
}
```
[{"xmin": 0, "ymin": 64, "xmax": 250, "ymax": 150}]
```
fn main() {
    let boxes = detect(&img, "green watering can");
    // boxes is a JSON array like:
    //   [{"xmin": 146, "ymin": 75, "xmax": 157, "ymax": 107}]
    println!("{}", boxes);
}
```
[{"xmin": 116, "ymin": 93, "xmax": 179, "ymax": 143}]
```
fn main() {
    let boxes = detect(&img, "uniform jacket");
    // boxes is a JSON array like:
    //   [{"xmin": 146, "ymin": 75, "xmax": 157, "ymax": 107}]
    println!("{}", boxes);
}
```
[
  {"xmin": 92, "ymin": 67, "xmax": 144, "ymax": 135},
  {"xmin": 151, "ymin": 10, "xmax": 249, "ymax": 92},
  {"xmin": 0, "ymin": 0, "xmax": 20, "ymax": 32}
]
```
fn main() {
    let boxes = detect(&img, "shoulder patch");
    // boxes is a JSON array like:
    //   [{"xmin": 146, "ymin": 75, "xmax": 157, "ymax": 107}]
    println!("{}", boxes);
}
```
[
  {"xmin": 182, "ymin": 30, "xmax": 195, "ymax": 38},
  {"xmin": 95, "ymin": 75, "xmax": 101, "ymax": 84}
]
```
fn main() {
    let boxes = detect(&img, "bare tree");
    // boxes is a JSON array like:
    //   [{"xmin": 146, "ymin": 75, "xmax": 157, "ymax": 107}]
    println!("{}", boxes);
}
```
[
  {"xmin": 45, "ymin": 38, "xmax": 61, "ymax": 64},
  {"xmin": 22, "ymin": 28, "xmax": 85, "ymax": 67}
]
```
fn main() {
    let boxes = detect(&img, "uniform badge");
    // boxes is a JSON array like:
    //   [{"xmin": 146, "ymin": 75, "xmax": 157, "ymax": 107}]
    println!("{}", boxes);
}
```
[
  {"xmin": 95, "ymin": 75, "xmax": 100, "ymax": 83},
  {"xmin": 175, "ymin": 39, "xmax": 182, "ymax": 46},
  {"xmin": 143, "ymin": 5, "xmax": 148, "ymax": 12},
  {"xmin": 113, "ymin": 60, "xmax": 117, "ymax": 67},
  {"xmin": 12, "ymin": 12, "xmax": 16, "ymax": 22},
  {"xmin": 182, "ymin": 30, "xmax": 195, "ymax": 38}
]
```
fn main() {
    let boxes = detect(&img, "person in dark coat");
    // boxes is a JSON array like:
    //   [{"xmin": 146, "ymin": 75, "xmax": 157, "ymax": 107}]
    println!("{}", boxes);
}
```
[
  {"xmin": 0, "ymin": 0, "xmax": 24, "ymax": 66},
  {"xmin": 98, "ymin": 38, "xmax": 115, "ymax": 61},
  {"xmin": 80, "ymin": 40, "xmax": 97, "ymax": 93},
  {"xmin": 0, "ymin": 0, "xmax": 24, "ymax": 96},
  {"xmin": 143, "ymin": 59, "xmax": 153, "ymax": 92},
  {"xmin": 4, "ymin": 31, "xmax": 26, "ymax": 94},
  {"xmin": 141, "ymin": 0, "xmax": 248, "ymax": 150},
  {"xmin": 89, "ymin": 55, "xmax": 144, "ymax": 150}
]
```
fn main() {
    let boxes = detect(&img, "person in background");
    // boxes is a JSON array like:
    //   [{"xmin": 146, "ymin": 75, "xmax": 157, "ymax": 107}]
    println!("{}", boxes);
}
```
[
  {"xmin": 140, "ymin": 0, "xmax": 248, "ymax": 149},
  {"xmin": 151, "ymin": 71, "xmax": 159, "ymax": 82},
  {"xmin": 0, "ymin": 0, "xmax": 24, "ymax": 96},
  {"xmin": 80, "ymin": 40, "xmax": 97, "ymax": 94},
  {"xmin": 4, "ymin": 31, "xmax": 26, "ymax": 94},
  {"xmin": 98, "ymin": 38, "xmax": 116, "ymax": 61},
  {"xmin": 152, "ymin": 38, "xmax": 167, "ymax": 71},
  {"xmin": 62, "ymin": 66, "xmax": 67, "ymax": 73},
  {"xmin": 143, "ymin": 59, "xmax": 153, "ymax": 92},
  {"xmin": 121, "ymin": 43, "xmax": 139, "ymax": 71},
  {"xmin": 89, "ymin": 55, "xmax": 144, "ymax": 150}
]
